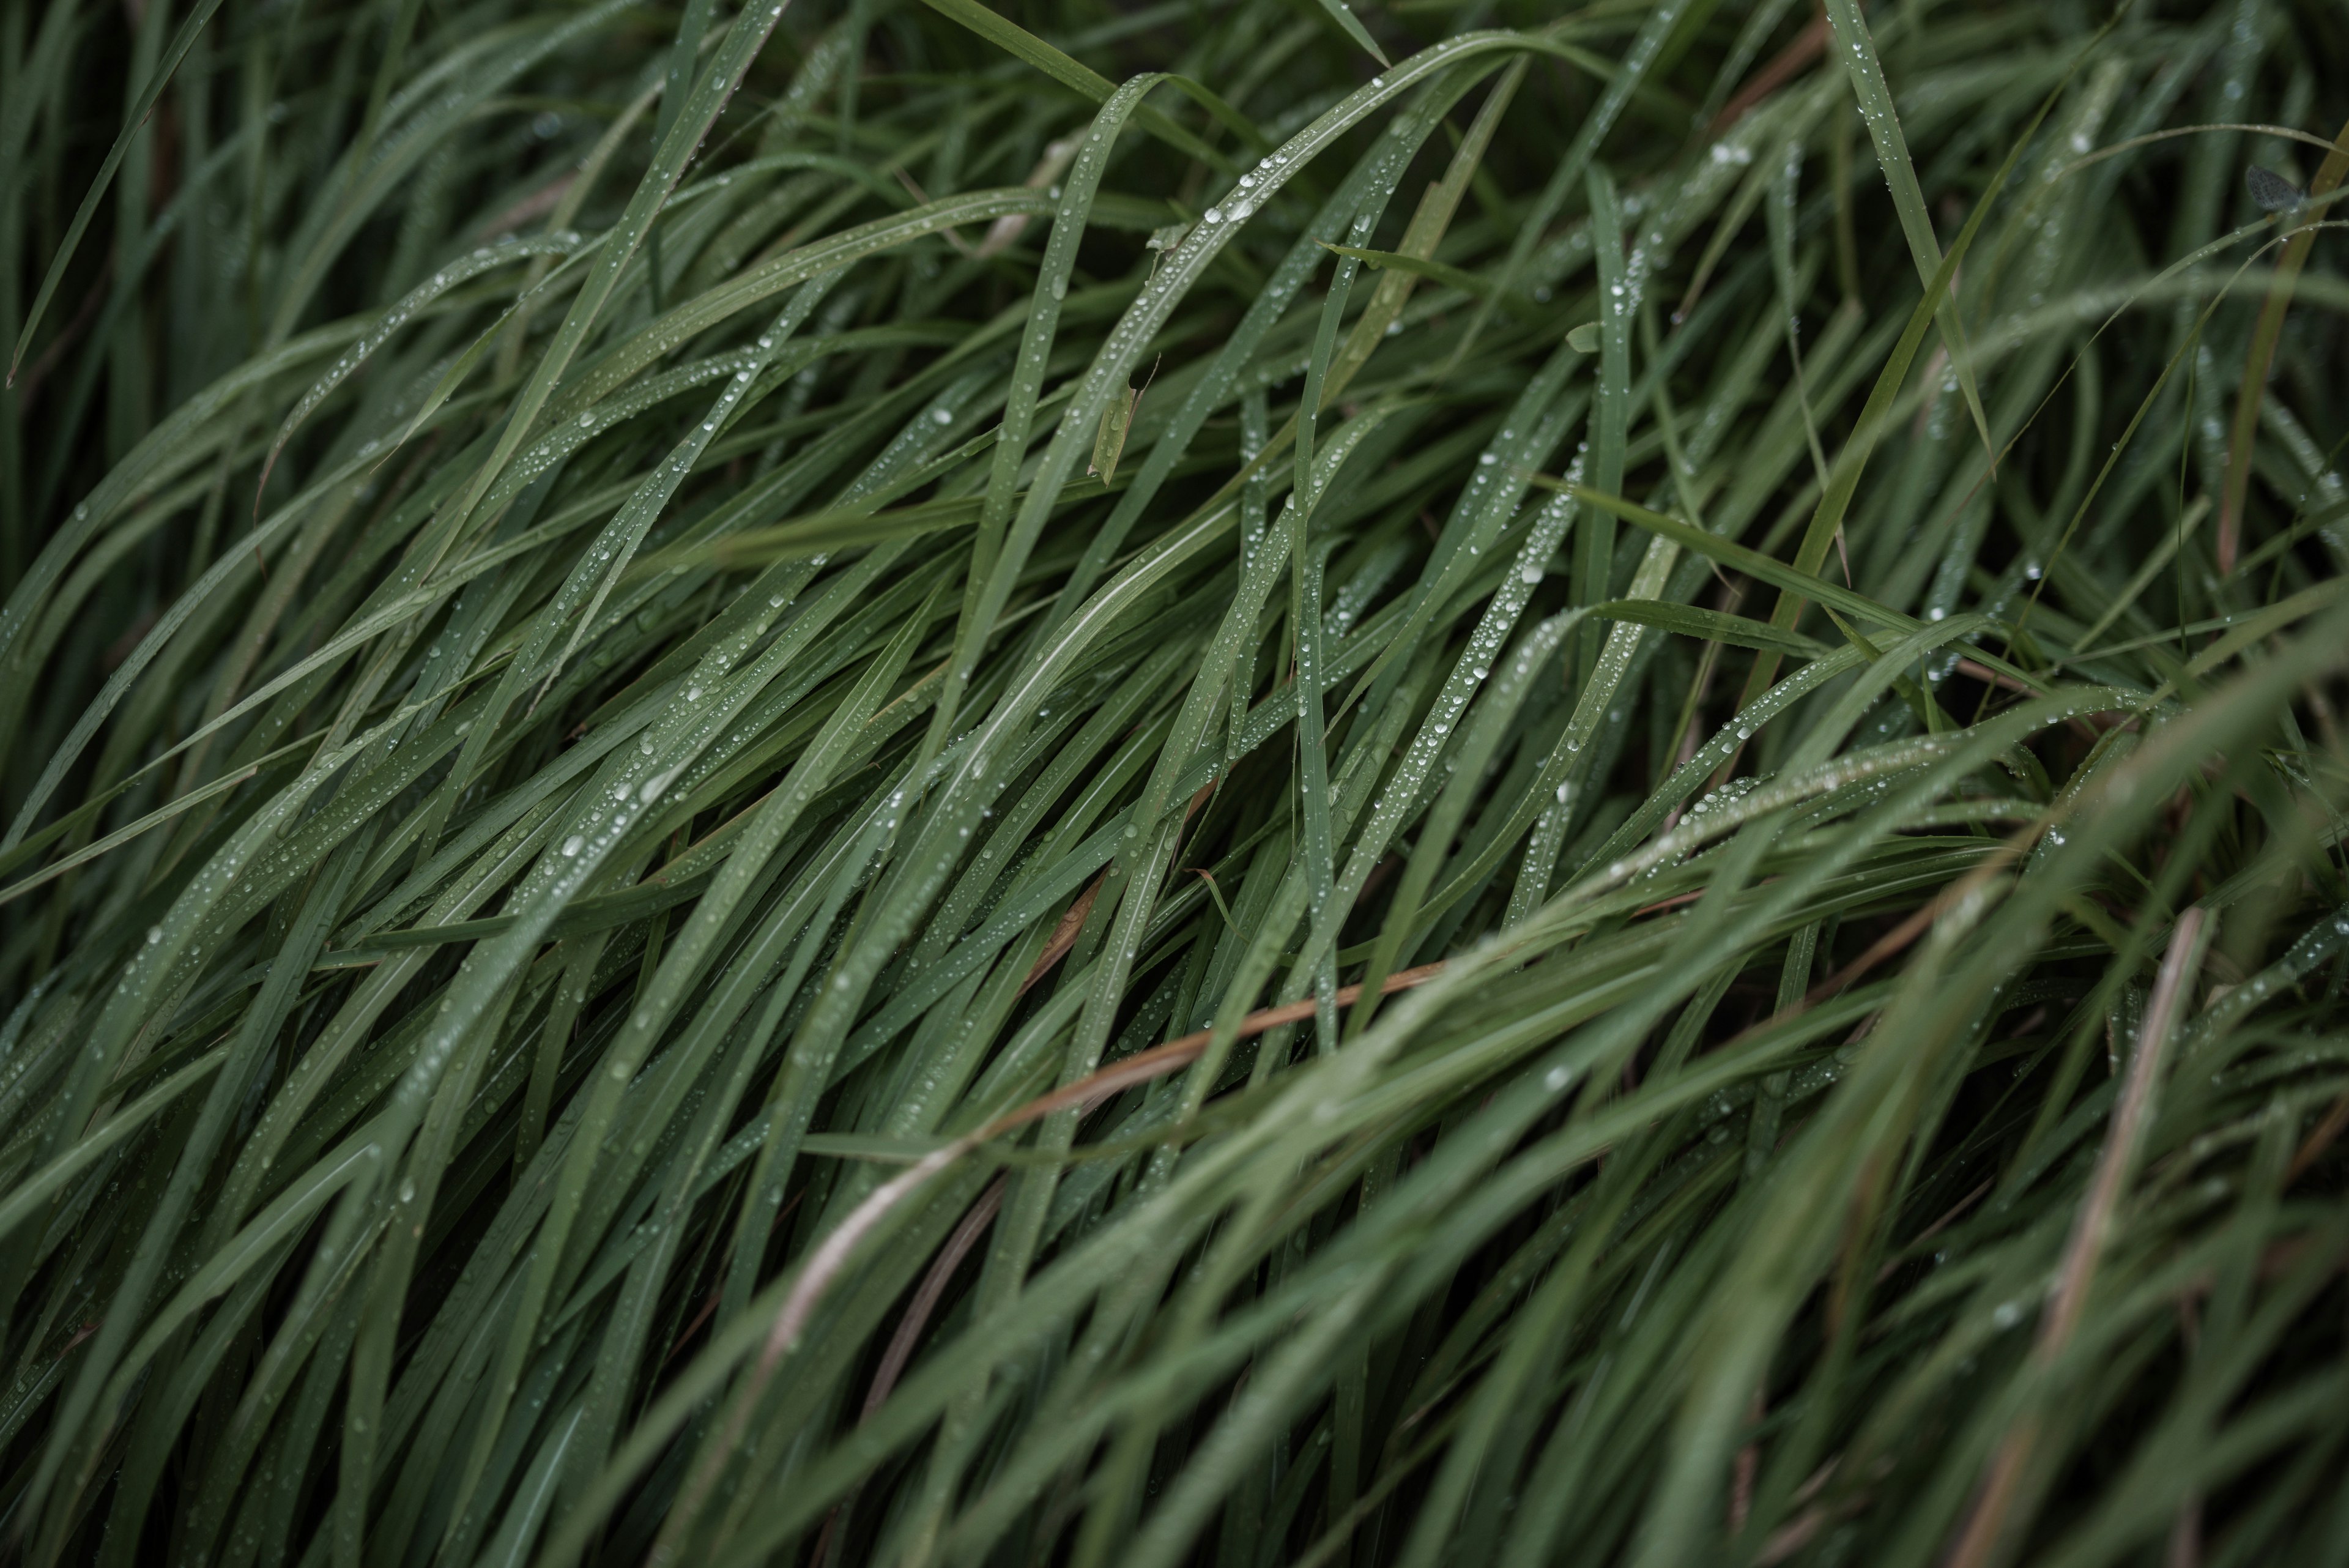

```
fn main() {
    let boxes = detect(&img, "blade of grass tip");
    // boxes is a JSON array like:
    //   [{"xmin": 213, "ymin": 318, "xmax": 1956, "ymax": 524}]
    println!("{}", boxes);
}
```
[
  {"xmin": 1511, "ymin": 526, "xmax": 1679, "ymax": 925},
  {"xmin": 2219, "ymin": 114, "xmax": 2349, "ymax": 573},
  {"xmin": 1087, "ymin": 368, "xmax": 1145, "ymax": 486},
  {"xmin": 1294, "ymin": 214, "xmax": 1371, "ymax": 540},
  {"xmin": 654, "ymin": 0, "xmax": 722, "ymax": 160},
  {"xmin": 1720, "ymin": 50, "xmax": 2091, "ymax": 727},
  {"xmin": 409, "ymin": 269, "xmax": 842, "ymax": 860},
  {"xmin": 915, "ymin": 0, "xmax": 1236, "ymax": 172},
  {"xmin": 926, "ymin": 72, "xmax": 1163, "ymax": 761},
  {"xmin": 1348, "ymin": 608, "xmax": 1580, "ymax": 1039},
  {"xmin": 6, "ymin": 0, "xmax": 229, "ymax": 383},
  {"xmin": 1318, "ymin": 54, "xmax": 1534, "ymax": 399},
  {"xmin": 0, "ymin": 318, "xmax": 368, "ymax": 709},
  {"xmin": 1945, "ymin": 907, "xmax": 2211, "ymax": 1568},
  {"xmin": 1044, "ymin": 57, "xmax": 1498, "ymax": 631},
  {"xmin": 1046, "ymin": 43, "xmax": 1512, "ymax": 644},
  {"xmin": 339, "ymin": 0, "xmax": 429, "ymax": 208},
  {"xmin": 254, "ymin": 233, "xmax": 583, "ymax": 512},
  {"xmin": 1453, "ymin": 0, "xmax": 1695, "ymax": 371},
  {"xmin": 1306, "ymin": 0, "xmax": 1389, "ymax": 69},
  {"xmin": 1767, "ymin": 139, "xmax": 1833, "ymax": 494},
  {"xmin": 1551, "ymin": 484, "xmax": 1915, "ymax": 637},
  {"xmin": 404, "ymin": 0, "xmax": 798, "ymax": 575},
  {"xmin": 535, "ymin": 276, "xmax": 846, "ymax": 704},
  {"xmin": 2071, "ymin": 496, "xmax": 2210, "ymax": 655},
  {"xmin": 1316, "ymin": 243, "xmax": 1543, "ymax": 321},
  {"xmin": 2005, "ymin": 228, "xmax": 2298, "ymax": 658},
  {"xmin": 1310, "ymin": 366, "xmax": 1590, "ymax": 984},
  {"xmin": 1588, "ymin": 600, "xmax": 1832, "ymax": 660},
  {"xmin": 1577, "ymin": 163, "xmax": 1629, "ymax": 678},
  {"xmin": 1820, "ymin": 0, "xmax": 1997, "ymax": 470}
]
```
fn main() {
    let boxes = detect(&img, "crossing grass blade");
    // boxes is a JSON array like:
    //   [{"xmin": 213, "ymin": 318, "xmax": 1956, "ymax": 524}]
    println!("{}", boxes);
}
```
[{"xmin": 2, "ymin": 1, "xmax": 2348, "ymax": 1566}]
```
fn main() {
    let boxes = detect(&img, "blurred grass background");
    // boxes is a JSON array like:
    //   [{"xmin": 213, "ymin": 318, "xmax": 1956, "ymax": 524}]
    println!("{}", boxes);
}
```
[{"xmin": 2, "ymin": 0, "xmax": 2348, "ymax": 1564}]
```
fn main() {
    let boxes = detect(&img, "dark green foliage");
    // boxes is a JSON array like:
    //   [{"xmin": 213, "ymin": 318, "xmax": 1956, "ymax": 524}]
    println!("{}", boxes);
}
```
[{"xmin": 1, "ymin": 0, "xmax": 2347, "ymax": 1564}]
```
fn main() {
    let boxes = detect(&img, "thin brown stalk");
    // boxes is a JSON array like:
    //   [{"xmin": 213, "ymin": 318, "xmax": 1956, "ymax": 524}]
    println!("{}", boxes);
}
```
[
  {"xmin": 812, "ymin": 1177, "xmax": 1008, "ymax": 1568},
  {"xmin": 666, "ymin": 960, "xmax": 1456, "ymax": 1553},
  {"xmin": 1944, "ymin": 907, "xmax": 2206, "ymax": 1568}
]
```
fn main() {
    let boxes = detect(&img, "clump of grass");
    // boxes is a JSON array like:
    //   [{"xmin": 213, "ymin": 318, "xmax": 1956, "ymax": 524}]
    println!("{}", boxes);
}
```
[{"xmin": 1, "ymin": 0, "xmax": 2347, "ymax": 1563}]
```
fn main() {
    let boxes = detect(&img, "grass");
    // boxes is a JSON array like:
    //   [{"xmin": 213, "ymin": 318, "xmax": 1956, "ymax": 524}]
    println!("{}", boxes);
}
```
[{"xmin": 1, "ymin": 0, "xmax": 2347, "ymax": 1562}]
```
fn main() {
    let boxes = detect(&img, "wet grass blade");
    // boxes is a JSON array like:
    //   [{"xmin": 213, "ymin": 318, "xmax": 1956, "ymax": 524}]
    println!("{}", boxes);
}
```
[{"xmin": 2, "ymin": 4, "xmax": 2345, "ymax": 1567}]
